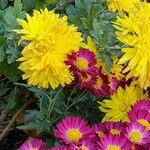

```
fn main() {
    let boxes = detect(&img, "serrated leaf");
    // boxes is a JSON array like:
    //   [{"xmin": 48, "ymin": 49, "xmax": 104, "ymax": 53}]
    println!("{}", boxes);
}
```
[
  {"xmin": 17, "ymin": 123, "xmax": 37, "ymax": 130},
  {"xmin": 99, "ymin": 52, "xmax": 113, "ymax": 72},
  {"xmin": 0, "ymin": 36, "xmax": 6, "ymax": 62},
  {"xmin": 6, "ymin": 87, "xmax": 18, "ymax": 111},
  {"xmin": 0, "ymin": 49, "xmax": 5, "ymax": 62},
  {"xmin": 22, "ymin": 0, "xmax": 36, "ymax": 12},
  {"xmin": 6, "ymin": 40, "xmax": 19, "ymax": 64},
  {"xmin": 0, "ymin": 61, "xmax": 20, "ymax": 81},
  {"xmin": 44, "ymin": 0, "xmax": 59, "ymax": 5},
  {"xmin": 14, "ymin": 0, "xmax": 22, "ymax": 13},
  {"xmin": 0, "ymin": 0, "xmax": 7, "ymax": 10},
  {"xmin": 3, "ymin": 0, "xmax": 25, "ymax": 32}
]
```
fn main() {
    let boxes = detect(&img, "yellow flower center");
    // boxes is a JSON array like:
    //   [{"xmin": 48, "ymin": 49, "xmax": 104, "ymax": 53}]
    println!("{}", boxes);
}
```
[
  {"xmin": 110, "ymin": 129, "xmax": 120, "ymax": 135},
  {"xmin": 76, "ymin": 58, "xmax": 88, "ymax": 70},
  {"xmin": 94, "ymin": 77, "xmax": 103, "ymax": 89},
  {"xmin": 97, "ymin": 131, "xmax": 105, "ymax": 138},
  {"xmin": 30, "ymin": 148, "xmax": 38, "ymax": 150},
  {"xmin": 107, "ymin": 145, "xmax": 121, "ymax": 150},
  {"xmin": 66, "ymin": 129, "xmax": 82, "ymax": 142},
  {"xmin": 138, "ymin": 119, "xmax": 150, "ymax": 130},
  {"xmin": 78, "ymin": 146, "xmax": 88, "ymax": 150},
  {"xmin": 130, "ymin": 131, "xmax": 142, "ymax": 143}
]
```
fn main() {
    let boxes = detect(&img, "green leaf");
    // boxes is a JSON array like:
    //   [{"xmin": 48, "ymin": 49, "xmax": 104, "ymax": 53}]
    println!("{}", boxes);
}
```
[
  {"xmin": 22, "ymin": 0, "xmax": 36, "ymax": 12},
  {"xmin": 0, "ymin": 61, "xmax": 20, "ymax": 81},
  {"xmin": 3, "ymin": 0, "xmax": 25, "ymax": 32},
  {"xmin": 6, "ymin": 87, "xmax": 19, "ymax": 112},
  {"xmin": 6, "ymin": 40, "xmax": 19, "ymax": 64},
  {"xmin": 44, "ymin": 0, "xmax": 59, "ymax": 5},
  {"xmin": 14, "ymin": 0, "xmax": 23, "ymax": 13},
  {"xmin": 0, "ymin": 49, "xmax": 5, "ymax": 62},
  {"xmin": 0, "ymin": 36, "xmax": 6, "ymax": 62},
  {"xmin": 0, "ymin": 0, "xmax": 7, "ymax": 10},
  {"xmin": 99, "ymin": 52, "xmax": 113, "ymax": 72}
]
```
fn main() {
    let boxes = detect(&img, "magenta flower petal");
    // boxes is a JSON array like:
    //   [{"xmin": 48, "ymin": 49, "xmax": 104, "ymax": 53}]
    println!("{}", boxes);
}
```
[
  {"xmin": 50, "ymin": 146, "xmax": 71, "ymax": 150},
  {"xmin": 109, "ymin": 77, "xmax": 119, "ymax": 94},
  {"xmin": 66, "ymin": 48, "xmax": 97, "ymax": 75},
  {"xmin": 19, "ymin": 138, "xmax": 46, "ymax": 150},
  {"xmin": 71, "ymin": 140, "xmax": 95, "ymax": 150},
  {"xmin": 54, "ymin": 117, "xmax": 94, "ymax": 144},
  {"xmin": 128, "ymin": 109, "xmax": 150, "ymax": 130},
  {"xmin": 92, "ymin": 122, "xmax": 107, "ymax": 139},
  {"xmin": 125, "ymin": 123, "xmax": 150, "ymax": 145},
  {"xmin": 90, "ymin": 67, "xmax": 110, "ymax": 96},
  {"xmin": 132, "ymin": 99, "xmax": 150, "ymax": 112},
  {"xmin": 97, "ymin": 134, "xmax": 130, "ymax": 150}
]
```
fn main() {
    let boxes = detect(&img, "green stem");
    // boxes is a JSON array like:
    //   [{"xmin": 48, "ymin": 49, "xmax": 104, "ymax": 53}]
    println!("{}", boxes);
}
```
[
  {"xmin": 66, "ymin": 90, "xmax": 86, "ymax": 111},
  {"xmin": 48, "ymin": 87, "xmax": 63, "ymax": 121}
]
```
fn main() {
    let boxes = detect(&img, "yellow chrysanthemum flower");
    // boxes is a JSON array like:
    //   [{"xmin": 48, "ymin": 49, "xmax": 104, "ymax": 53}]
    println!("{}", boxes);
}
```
[
  {"xmin": 110, "ymin": 56, "xmax": 124, "ymax": 80},
  {"xmin": 114, "ymin": 2, "xmax": 150, "ymax": 89},
  {"xmin": 107, "ymin": 0, "xmax": 140, "ymax": 15},
  {"xmin": 15, "ymin": 9, "xmax": 82, "ymax": 89},
  {"xmin": 81, "ymin": 36, "xmax": 97, "ymax": 54},
  {"xmin": 99, "ymin": 84, "xmax": 147, "ymax": 122}
]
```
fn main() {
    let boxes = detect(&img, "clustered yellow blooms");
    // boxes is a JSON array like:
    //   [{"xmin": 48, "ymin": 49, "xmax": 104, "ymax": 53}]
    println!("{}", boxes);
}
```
[
  {"xmin": 114, "ymin": 2, "xmax": 150, "ymax": 89},
  {"xmin": 107, "ymin": 0, "xmax": 140, "ymax": 15},
  {"xmin": 15, "ymin": 9, "xmax": 82, "ymax": 89},
  {"xmin": 81, "ymin": 36, "xmax": 97, "ymax": 54},
  {"xmin": 109, "ymin": 56, "xmax": 124, "ymax": 80},
  {"xmin": 99, "ymin": 84, "xmax": 147, "ymax": 122}
]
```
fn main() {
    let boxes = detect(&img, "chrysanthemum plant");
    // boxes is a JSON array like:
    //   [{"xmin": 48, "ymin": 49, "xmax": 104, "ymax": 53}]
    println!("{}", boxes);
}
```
[{"xmin": 1, "ymin": 0, "xmax": 150, "ymax": 149}]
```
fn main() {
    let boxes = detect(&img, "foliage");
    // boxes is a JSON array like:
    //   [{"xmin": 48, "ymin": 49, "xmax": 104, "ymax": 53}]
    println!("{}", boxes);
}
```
[
  {"xmin": 66, "ymin": 0, "xmax": 122, "ymax": 71},
  {"xmin": 0, "ymin": 0, "xmax": 127, "ymax": 148}
]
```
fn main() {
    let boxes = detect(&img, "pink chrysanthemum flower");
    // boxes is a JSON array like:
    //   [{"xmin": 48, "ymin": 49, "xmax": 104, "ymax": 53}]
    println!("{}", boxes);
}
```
[
  {"xmin": 19, "ymin": 139, "xmax": 46, "ymax": 150},
  {"xmin": 50, "ymin": 146, "xmax": 71, "ymax": 150},
  {"xmin": 78, "ymin": 72, "xmax": 97, "ymax": 90},
  {"xmin": 105, "ymin": 121, "xmax": 126, "ymax": 136},
  {"xmin": 125, "ymin": 123, "xmax": 150, "ymax": 145},
  {"xmin": 132, "ymin": 99, "xmax": 150, "ymax": 112},
  {"xmin": 93, "ymin": 122, "xmax": 107, "ymax": 139},
  {"xmin": 54, "ymin": 117, "xmax": 94, "ymax": 144},
  {"xmin": 72, "ymin": 140, "xmax": 95, "ymax": 150},
  {"xmin": 130, "ymin": 144, "xmax": 145, "ymax": 150},
  {"xmin": 109, "ymin": 77, "xmax": 119, "ymax": 94},
  {"xmin": 97, "ymin": 134, "xmax": 130, "ymax": 150},
  {"xmin": 91, "ymin": 67, "xmax": 110, "ymax": 96},
  {"xmin": 128, "ymin": 109, "xmax": 150, "ymax": 130},
  {"xmin": 66, "ymin": 48, "xmax": 97, "ymax": 75}
]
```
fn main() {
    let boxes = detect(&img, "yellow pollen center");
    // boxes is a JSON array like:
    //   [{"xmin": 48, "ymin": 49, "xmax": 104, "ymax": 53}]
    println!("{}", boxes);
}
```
[
  {"xmin": 138, "ymin": 119, "xmax": 150, "ymax": 130},
  {"xmin": 110, "ymin": 129, "xmax": 120, "ymax": 135},
  {"xmin": 98, "ymin": 131, "xmax": 105, "ymax": 138},
  {"xmin": 76, "ymin": 58, "xmax": 88, "ymax": 70},
  {"xmin": 107, "ymin": 145, "xmax": 121, "ymax": 150},
  {"xmin": 66, "ymin": 129, "xmax": 82, "ymax": 142},
  {"xmin": 94, "ymin": 77, "xmax": 103, "ymax": 89},
  {"xmin": 78, "ymin": 146, "xmax": 88, "ymax": 150},
  {"xmin": 130, "ymin": 131, "xmax": 142, "ymax": 143},
  {"xmin": 30, "ymin": 148, "xmax": 38, "ymax": 150}
]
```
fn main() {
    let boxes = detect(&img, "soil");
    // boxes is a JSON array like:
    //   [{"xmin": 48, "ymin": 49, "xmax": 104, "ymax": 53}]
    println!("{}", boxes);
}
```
[{"xmin": 0, "ymin": 129, "xmax": 28, "ymax": 150}]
